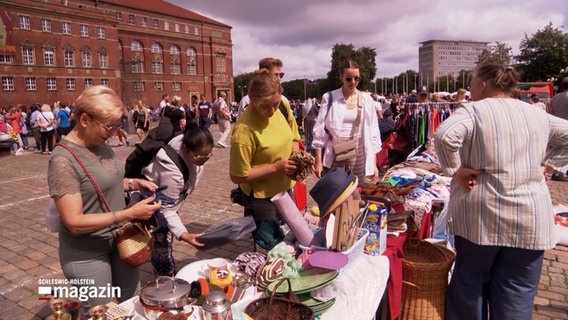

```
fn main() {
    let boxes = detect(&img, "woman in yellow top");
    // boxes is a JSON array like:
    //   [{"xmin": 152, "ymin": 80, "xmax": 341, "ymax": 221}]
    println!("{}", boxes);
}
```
[{"xmin": 229, "ymin": 69, "xmax": 300, "ymax": 247}]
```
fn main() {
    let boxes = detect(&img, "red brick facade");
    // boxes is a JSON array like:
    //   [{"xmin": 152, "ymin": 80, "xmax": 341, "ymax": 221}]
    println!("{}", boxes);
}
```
[{"xmin": 0, "ymin": 0, "xmax": 233, "ymax": 108}]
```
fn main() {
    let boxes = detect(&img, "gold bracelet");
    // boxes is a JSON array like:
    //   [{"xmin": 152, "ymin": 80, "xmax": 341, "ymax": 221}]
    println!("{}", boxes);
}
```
[{"xmin": 111, "ymin": 211, "xmax": 118, "ymax": 225}]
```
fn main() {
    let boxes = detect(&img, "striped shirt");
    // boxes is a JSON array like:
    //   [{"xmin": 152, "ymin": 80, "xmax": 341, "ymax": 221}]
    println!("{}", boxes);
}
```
[{"xmin": 434, "ymin": 98, "xmax": 568, "ymax": 250}]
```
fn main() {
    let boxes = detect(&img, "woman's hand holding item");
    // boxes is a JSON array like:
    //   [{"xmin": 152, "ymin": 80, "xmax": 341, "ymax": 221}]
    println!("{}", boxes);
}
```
[
  {"xmin": 127, "ymin": 195, "xmax": 161, "ymax": 220},
  {"xmin": 275, "ymin": 158, "xmax": 297, "ymax": 176},
  {"xmin": 453, "ymin": 167, "xmax": 484, "ymax": 191},
  {"xmin": 133, "ymin": 178, "xmax": 158, "ymax": 193},
  {"xmin": 180, "ymin": 232, "xmax": 206, "ymax": 248}
]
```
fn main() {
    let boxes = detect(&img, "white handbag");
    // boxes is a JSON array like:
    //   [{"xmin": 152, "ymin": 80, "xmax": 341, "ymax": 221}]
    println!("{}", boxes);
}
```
[{"xmin": 45, "ymin": 199, "xmax": 61, "ymax": 232}]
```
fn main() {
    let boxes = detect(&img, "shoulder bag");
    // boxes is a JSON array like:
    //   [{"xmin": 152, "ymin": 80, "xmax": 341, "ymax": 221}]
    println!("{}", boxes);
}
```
[
  {"xmin": 332, "ymin": 94, "xmax": 363, "ymax": 162},
  {"xmin": 46, "ymin": 143, "xmax": 152, "ymax": 267}
]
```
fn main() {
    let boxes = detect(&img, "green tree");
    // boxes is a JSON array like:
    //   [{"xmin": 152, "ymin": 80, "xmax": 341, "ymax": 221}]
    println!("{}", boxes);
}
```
[
  {"xmin": 233, "ymin": 72, "xmax": 254, "ymax": 102},
  {"xmin": 325, "ymin": 44, "xmax": 377, "ymax": 92},
  {"xmin": 516, "ymin": 23, "xmax": 568, "ymax": 81},
  {"xmin": 477, "ymin": 42, "xmax": 514, "ymax": 65}
]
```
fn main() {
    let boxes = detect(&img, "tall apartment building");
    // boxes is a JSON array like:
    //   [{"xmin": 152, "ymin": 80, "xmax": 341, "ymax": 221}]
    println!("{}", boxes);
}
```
[
  {"xmin": 0, "ymin": 0, "xmax": 232, "ymax": 108},
  {"xmin": 418, "ymin": 40, "xmax": 488, "ymax": 84}
]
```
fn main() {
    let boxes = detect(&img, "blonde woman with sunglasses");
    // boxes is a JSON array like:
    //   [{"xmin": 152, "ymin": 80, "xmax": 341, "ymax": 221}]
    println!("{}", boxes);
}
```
[{"xmin": 312, "ymin": 59, "xmax": 382, "ymax": 183}]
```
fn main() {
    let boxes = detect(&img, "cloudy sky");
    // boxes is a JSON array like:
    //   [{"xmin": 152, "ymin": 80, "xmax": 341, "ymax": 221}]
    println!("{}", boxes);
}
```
[{"xmin": 170, "ymin": 0, "xmax": 567, "ymax": 81}]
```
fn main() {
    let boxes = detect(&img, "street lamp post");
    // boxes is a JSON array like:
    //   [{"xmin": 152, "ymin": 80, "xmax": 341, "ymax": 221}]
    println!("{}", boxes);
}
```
[{"xmin": 303, "ymin": 77, "xmax": 307, "ymax": 101}]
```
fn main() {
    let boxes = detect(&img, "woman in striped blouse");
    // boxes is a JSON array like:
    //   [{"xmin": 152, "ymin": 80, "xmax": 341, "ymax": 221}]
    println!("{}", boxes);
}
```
[{"xmin": 435, "ymin": 62, "xmax": 568, "ymax": 320}]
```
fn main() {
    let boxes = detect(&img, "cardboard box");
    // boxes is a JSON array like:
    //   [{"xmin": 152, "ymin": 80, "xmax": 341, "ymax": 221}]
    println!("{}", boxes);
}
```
[{"xmin": 363, "ymin": 202, "xmax": 388, "ymax": 256}]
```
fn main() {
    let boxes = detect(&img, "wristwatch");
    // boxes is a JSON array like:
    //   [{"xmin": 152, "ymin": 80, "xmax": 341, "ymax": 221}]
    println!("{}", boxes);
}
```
[{"xmin": 128, "ymin": 179, "xmax": 134, "ymax": 192}]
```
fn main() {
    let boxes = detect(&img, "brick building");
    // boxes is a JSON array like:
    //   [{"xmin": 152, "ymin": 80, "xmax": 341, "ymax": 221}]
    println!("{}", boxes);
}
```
[{"xmin": 0, "ymin": 0, "xmax": 233, "ymax": 108}]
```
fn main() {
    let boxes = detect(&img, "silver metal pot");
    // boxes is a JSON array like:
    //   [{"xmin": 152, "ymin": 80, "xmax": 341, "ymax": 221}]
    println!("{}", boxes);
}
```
[
  {"xmin": 139, "ymin": 276, "xmax": 192, "ymax": 312},
  {"xmin": 202, "ymin": 291, "xmax": 231, "ymax": 320}
]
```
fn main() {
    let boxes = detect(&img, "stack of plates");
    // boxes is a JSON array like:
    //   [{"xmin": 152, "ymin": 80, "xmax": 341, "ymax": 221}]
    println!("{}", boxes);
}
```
[
  {"xmin": 266, "ymin": 269, "xmax": 339, "ymax": 295},
  {"xmin": 297, "ymin": 294, "xmax": 336, "ymax": 315},
  {"xmin": 266, "ymin": 269, "xmax": 339, "ymax": 316}
]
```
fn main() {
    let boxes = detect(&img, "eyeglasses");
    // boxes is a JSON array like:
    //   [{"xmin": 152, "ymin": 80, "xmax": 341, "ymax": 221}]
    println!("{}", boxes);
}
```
[
  {"xmin": 90, "ymin": 115, "xmax": 124, "ymax": 134},
  {"xmin": 190, "ymin": 150, "xmax": 213, "ymax": 160},
  {"xmin": 273, "ymin": 72, "xmax": 285, "ymax": 79},
  {"xmin": 345, "ymin": 76, "xmax": 361, "ymax": 83}
]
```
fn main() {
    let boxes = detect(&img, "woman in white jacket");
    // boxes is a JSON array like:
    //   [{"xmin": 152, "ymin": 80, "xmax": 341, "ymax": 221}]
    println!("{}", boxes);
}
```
[
  {"xmin": 312, "ymin": 59, "xmax": 381, "ymax": 183},
  {"xmin": 141, "ymin": 123, "xmax": 214, "ymax": 276}
]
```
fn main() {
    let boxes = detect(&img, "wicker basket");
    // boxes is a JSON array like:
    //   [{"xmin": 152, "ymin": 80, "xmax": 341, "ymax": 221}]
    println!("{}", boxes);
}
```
[
  {"xmin": 245, "ymin": 278, "xmax": 314, "ymax": 320},
  {"xmin": 116, "ymin": 222, "xmax": 152, "ymax": 268},
  {"xmin": 400, "ymin": 239, "xmax": 455, "ymax": 320}
]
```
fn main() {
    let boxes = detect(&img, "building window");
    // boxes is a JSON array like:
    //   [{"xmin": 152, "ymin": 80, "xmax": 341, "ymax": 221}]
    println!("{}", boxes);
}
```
[
  {"xmin": 194, "ymin": 26, "xmax": 199, "ymax": 35},
  {"xmin": 187, "ymin": 62, "xmax": 197, "ymax": 76},
  {"xmin": 132, "ymin": 60, "xmax": 144, "ymax": 73},
  {"xmin": 2, "ymin": 77, "xmax": 15, "ymax": 91},
  {"xmin": 44, "ymin": 49, "xmax": 55, "ymax": 66},
  {"xmin": 134, "ymin": 81, "xmax": 144, "ymax": 91},
  {"xmin": 170, "ymin": 61, "xmax": 180, "ymax": 75},
  {"xmin": 66, "ymin": 78, "xmax": 75, "ymax": 91},
  {"xmin": 153, "ymin": 19, "xmax": 159, "ymax": 28},
  {"xmin": 151, "ymin": 42, "xmax": 162, "ymax": 54},
  {"xmin": 84, "ymin": 78, "xmax": 93, "ymax": 88},
  {"xmin": 0, "ymin": 55, "xmax": 13, "ymax": 63},
  {"xmin": 174, "ymin": 23, "xmax": 180, "ymax": 32},
  {"xmin": 186, "ymin": 47, "xmax": 196, "ymax": 57},
  {"xmin": 184, "ymin": 25, "xmax": 190, "ymax": 34},
  {"xmin": 164, "ymin": 21, "xmax": 170, "ymax": 31},
  {"xmin": 128, "ymin": 14, "xmax": 135, "ymax": 24},
  {"xmin": 19, "ymin": 16, "xmax": 31, "ymax": 30},
  {"xmin": 25, "ymin": 77, "xmax": 37, "ymax": 91},
  {"xmin": 99, "ymin": 51, "xmax": 108, "ymax": 68},
  {"xmin": 131, "ymin": 40, "xmax": 143, "ymax": 52},
  {"xmin": 116, "ymin": 12, "xmax": 122, "ymax": 21},
  {"xmin": 170, "ymin": 45, "xmax": 180, "ymax": 55},
  {"xmin": 141, "ymin": 17, "xmax": 147, "ymax": 27},
  {"xmin": 153, "ymin": 81, "xmax": 164, "ymax": 91},
  {"xmin": 41, "ymin": 19, "xmax": 52, "ymax": 32},
  {"xmin": 152, "ymin": 59, "xmax": 163, "ymax": 74},
  {"xmin": 101, "ymin": 79, "xmax": 109, "ymax": 87},
  {"xmin": 22, "ymin": 47, "xmax": 34, "ymax": 65},
  {"xmin": 215, "ymin": 52, "xmax": 226, "ymax": 73},
  {"xmin": 97, "ymin": 27, "xmax": 105, "ymax": 39},
  {"xmin": 64, "ymin": 50, "xmax": 74, "ymax": 67},
  {"xmin": 80, "ymin": 24, "xmax": 89, "ymax": 37},
  {"xmin": 172, "ymin": 81, "xmax": 181, "ymax": 91},
  {"xmin": 47, "ymin": 78, "xmax": 57, "ymax": 91},
  {"xmin": 62, "ymin": 22, "xmax": 71, "ymax": 35},
  {"xmin": 82, "ymin": 50, "xmax": 91, "ymax": 67}
]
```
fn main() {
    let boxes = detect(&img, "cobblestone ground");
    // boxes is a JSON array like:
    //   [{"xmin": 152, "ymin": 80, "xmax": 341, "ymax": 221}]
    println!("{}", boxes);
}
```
[{"xmin": 0, "ymin": 127, "xmax": 566, "ymax": 319}]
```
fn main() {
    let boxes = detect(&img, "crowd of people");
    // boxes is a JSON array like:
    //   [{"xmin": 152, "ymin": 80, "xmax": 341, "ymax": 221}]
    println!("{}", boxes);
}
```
[{"xmin": 2, "ymin": 56, "xmax": 566, "ymax": 319}]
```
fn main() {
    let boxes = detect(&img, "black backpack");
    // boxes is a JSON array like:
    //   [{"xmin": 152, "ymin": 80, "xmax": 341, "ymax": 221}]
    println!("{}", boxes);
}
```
[{"xmin": 124, "ymin": 119, "xmax": 189, "ymax": 184}]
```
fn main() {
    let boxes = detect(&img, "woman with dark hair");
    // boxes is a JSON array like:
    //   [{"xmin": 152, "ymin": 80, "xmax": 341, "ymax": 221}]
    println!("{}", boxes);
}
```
[
  {"xmin": 312, "ymin": 59, "xmax": 381, "ymax": 182},
  {"xmin": 141, "ymin": 122, "xmax": 213, "ymax": 276},
  {"xmin": 434, "ymin": 63, "xmax": 568, "ymax": 320}
]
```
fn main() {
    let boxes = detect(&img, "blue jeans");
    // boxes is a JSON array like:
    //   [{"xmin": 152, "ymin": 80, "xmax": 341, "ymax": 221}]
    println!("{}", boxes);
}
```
[{"xmin": 445, "ymin": 236, "xmax": 543, "ymax": 320}]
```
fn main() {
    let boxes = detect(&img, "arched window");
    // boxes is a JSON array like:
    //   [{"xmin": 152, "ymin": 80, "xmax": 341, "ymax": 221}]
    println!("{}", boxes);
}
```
[
  {"xmin": 170, "ymin": 44, "xmax": 180, "ymax": 55},
  {"xmin": 131, "ymin": 40, "xmax": 143, "ymax": 52},
  {"xmin": 152, "ymin": 57, "xmax": 163, "ymax": 74},
  {"xmin": 81, "ymin": 45, "xmax": 92, "ymax": 68},
  {"xmin": 186, "ymin": 47, "xmax": 197, "ymax": 75},
  {"xmin": 151, "ymin": 42, "xmax": 162, "ymax": 54}
]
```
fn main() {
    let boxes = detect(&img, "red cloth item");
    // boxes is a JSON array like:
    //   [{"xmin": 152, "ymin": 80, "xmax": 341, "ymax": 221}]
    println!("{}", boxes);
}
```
[
  {"xmin": 418, "ymin": 211, "xmax": 432, "ymax": 240},
  {"xmin": 384, "ymin": 232, "xmax": 408, "ymax": 320},
  {"xmin": 293, "ymin": 182, "xmax": 307, "ymax": 212}
]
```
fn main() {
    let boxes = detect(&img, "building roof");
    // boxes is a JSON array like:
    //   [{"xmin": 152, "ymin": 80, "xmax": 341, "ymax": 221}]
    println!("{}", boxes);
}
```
[{"xmin": 102, "ymin": 0, "xmax": 231, "ymax": 28}]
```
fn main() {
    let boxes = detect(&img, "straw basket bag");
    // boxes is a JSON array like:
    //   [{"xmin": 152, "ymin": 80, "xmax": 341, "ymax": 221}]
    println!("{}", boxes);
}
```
[
  {"xmin": 116, "ymin": 222, "xmax": 152, "ymax": 268},
  {"xmin": 400, "ymin": 238, "xmax": 455, "ymax": 320},
  {"xmin": 245, "ymin": 278, "xmax": 314, "ymax": 320}
]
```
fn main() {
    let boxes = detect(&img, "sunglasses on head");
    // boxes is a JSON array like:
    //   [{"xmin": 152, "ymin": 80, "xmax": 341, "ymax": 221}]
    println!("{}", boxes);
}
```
[
  {"xmin": 345, "ymin": 76, "xmax": 360, "ymax": 83},
  {"xmin": 273, "ymin": 72, "xmax": 285, "ymax": 79}
]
